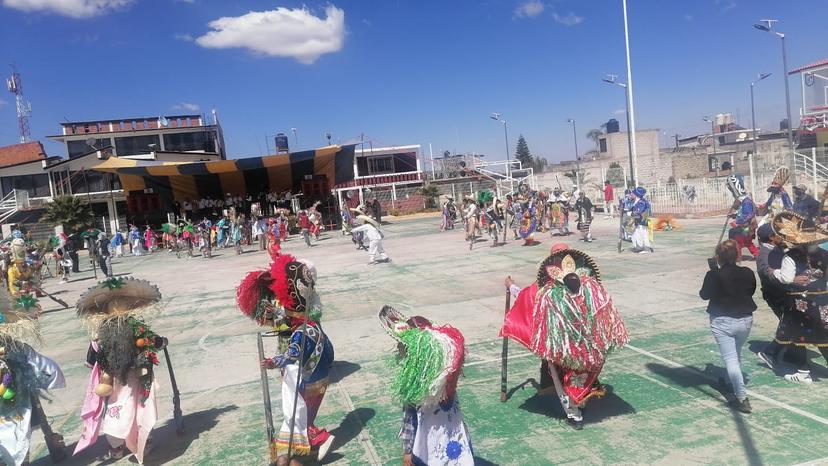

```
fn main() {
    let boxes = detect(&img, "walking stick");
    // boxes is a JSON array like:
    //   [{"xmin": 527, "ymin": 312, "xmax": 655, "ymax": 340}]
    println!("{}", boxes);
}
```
[
  {"xmin": 32, "ymin": 285, "xmax": 69, "ymax": 309},
  {"xmin": 717, "ymin": 199, "xmax": 741, "ymax": 245},
  {"xmin": 257, "ymin": 332, "xmax": 278, "ymax": 464},
  {"xmin": 500, "ymin": 284, "xmax": 511, "ymax": 402},
  {"xmin": 286, "ymin": 309, "xmax": 310, "ymax": 462},
  {"xmin": 30, "ymin": 394, "xmax": 66, "ymax": 463},
  {"xmin": 162, "ymin": 346, "xmax": 185, "ymax": 435}
]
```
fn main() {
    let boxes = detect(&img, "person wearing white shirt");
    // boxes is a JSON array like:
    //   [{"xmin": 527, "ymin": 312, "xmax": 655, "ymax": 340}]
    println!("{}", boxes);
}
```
[{"xmin": 350, "ymin": 217, "xmax": 390, "ymax": 265}]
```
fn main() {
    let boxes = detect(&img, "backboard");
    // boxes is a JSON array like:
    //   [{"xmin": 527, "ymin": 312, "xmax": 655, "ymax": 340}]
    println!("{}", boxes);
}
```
[{"xmin": 796, "ymin": 60, "xmax": 828, "ymax": 129}]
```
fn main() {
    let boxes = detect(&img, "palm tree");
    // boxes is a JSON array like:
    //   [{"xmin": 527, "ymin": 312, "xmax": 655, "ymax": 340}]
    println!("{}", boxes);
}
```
[
  {"xmin": 41, "ymin": 195, "xmax": 94, "ymax": 234},
  {"xmin": 417, "ymin": 185, "xmax": 441, "ymax": 208},
  {"xmin": 586, "ymin": 129, "xmax": 604, "ymax": 150}
]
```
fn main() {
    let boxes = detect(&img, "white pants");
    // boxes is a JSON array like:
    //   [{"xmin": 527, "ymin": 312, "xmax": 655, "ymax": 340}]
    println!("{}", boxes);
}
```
[
  {"xmin": 115, "ymin": 245, "xmax": 123, "ymax": 257},
  {"xmin": 368, "ymin": 239, "xmax": 388, "ymax": 262},
  {"xmin": 632, "ymin": 224, "xmax": 650, "ymax": 249},
  {"xmin": 604, "ymin": 202, "xmax": 616, "ymax": 217}
]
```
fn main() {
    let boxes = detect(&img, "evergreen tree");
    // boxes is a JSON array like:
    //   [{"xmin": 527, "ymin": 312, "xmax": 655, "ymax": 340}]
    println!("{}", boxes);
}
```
[{"xmin": 514, "ymin": 135, "xmax": 532, "ymax": 167}]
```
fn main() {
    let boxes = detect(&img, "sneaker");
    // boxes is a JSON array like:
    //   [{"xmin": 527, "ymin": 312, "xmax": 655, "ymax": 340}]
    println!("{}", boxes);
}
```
[
  {"xmin": 755, "ymin": 351, "xmax": 775, "ymax": 370},
  {"xmin": 317, "ymin": 434, "xmax": 335, "ymax": 461},
  {"xmin": 730, "ymin": 397, "xmax": 752, "ymax": 414},
  {"xmin": 784, "ymin": 371, "xmax": 813, "ymax": 384},
  {"xmin": 566, "ymin": 417, "xmax": 584, "ymax": 430}
]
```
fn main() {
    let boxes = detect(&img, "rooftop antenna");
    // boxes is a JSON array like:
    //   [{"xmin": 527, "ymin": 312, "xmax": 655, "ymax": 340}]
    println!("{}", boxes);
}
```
[{"xmin": 6, "ymin": 65, "xmax": 32, "ymax": 143}]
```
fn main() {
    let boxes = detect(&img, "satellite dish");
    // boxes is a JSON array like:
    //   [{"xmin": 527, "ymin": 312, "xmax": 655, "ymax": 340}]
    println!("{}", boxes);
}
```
[
  {"xmin": 85, "ymin": 137, "xmax": 98, "ymax": 149},
  {"xmin": 158, "ymin": 116, "xmax": 169, "ymax": 127},
  {"xmin": 738, "ymin": 132, "xmax": 747, "ymax": 140}
]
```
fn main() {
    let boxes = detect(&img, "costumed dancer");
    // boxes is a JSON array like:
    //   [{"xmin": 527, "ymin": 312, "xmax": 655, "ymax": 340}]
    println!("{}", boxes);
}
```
[
  {"xmin": 765, "ymin": 211, "xmax": 828, "ymax": 384},
  {"xmin": 237, "ymin": 253, "xmax": 335, "ymax": 462},
  {"xmin": 111, "ymin": 231, "xmax": 125, "ymax": 258},
  {"xmin": 129, "ymin": 225, "xmax": 143, "ymax": 256},
  {"xmin": 478, "ymin": 191, "xmax": 498, "ymax": 245},
  {"xmin": 351, "ymin": 216, "xmax": 390, "ymax": 265},
  {"xmin": 7, "ymin": 239, "xmax": 40, "ymax": 297},
  {"xmin": 378, "ymin": 306, "xmax": 474, "ymax": 466},
  {"xmin": 441, "ymin": 197, "xmax": 456, "ymax": 231},
  {"xmin": 631, "ymin": 187, "xmax": 653, "ymax": 253},
  {"xmin": 753, "ymin": 223, "xmax": 788, "ymax": 369},
  {"xmin": 0, "ymin": 291, "xmax": 66, "ymax": 466},
  {"xmin": 618, "ymin": 189, "xmax": 635, "ymax": 249},
  {"xmin": 55, "ymin": 233, "xmax": 72, "ymax": 284},
  {"xmin": 96, "ymin": 232, "xmax": 114, "ymax": 278},
  {"xmin": 462, "ymin": 196, "xmax": 479, "ymax": 243},
  {"xmin": 232, "ymin": 218, "xmax": 244, "ymax": 255},
  {"xmin": 792, "ymin": 185, "xmax": 822, "ymax": 220},
  {"xmin": 74, "ymin": 278, "xmax": 168, "ymax": 462},
  {"xmin": 548, "ymin": 188, "xmax": 570, "ymax": 237},
  {"xmin": 143, "ymin": 226, "xmax": 155, "ymax": 253},
  {"xmin": 518, "ymin": 196, "xmax": 538, "ymax": 246},
  {"xmin": 500, "ymin": 247, "xmax": 628, "ymax": 429},
  {"xmin": 308, "ymin": 201, "xmax": 323, "ymax": 240},
  {"xmin": 759, "ymin": 167, "xmax": 792, "ymax": 226},
  {"xmin": 726, "ymin": 175, "xmax": 759, "ymax": 259},
  {"xmin": 198, "ymin": 221, "xmax": 212, "ymax": 259},
  {"xmin": 298, "ymin": 211, "xmax": 312, "ymax": 248},
  {"xmin": 340, "ymin": 203, "xmax": 352, "ymax": 236},
  {"xmin": 349, "ymin": 208, "xmax": 369, "ymax": 251},
  {"xmin": 574, "ymin": 191, "xmax": 594, "ymax": 243}
]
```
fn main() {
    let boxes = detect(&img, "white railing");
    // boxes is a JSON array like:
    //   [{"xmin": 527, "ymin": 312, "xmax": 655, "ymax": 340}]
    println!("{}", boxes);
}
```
[
  {"xmin": 794, "ymin": 148, "xmax": 828, "ymax": 194},
  {"xmin": 0, "ymin": 190, "xmax": 18, "ymax": 224}
]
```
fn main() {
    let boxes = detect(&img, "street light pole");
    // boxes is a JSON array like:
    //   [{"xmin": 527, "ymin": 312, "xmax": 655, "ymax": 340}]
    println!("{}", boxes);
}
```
[
  {"xmin": 567, "ymin": 118, "xmax": 580, "ymax": 185},
  {"xmin": 490, "ymin": 113, "xmax": 512, "ymax": 192},
  {"xmin": 603, "ymin": 75, "xmax": 635, "ymax": 188},
  {"xmin": 622, "ymin": 0, "xmax": 639, "ymax": 186},
  {"xmin": 754, "ymin": 19, "xmax": 795, "ymax": 171}
]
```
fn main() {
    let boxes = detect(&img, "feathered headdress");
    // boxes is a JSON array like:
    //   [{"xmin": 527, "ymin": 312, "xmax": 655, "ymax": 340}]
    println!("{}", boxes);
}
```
[{"xmin": 379, "ymin": 306, "xmax": 465, "ymax": 407}]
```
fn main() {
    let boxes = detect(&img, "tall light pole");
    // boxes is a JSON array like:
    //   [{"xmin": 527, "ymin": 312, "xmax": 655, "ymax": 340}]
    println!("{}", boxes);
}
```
[
  {"xmin": 567, "ymin": 118, "xmax": 580, "ymax": 185},
  {"xmin": 489, "ymin": 113, "xmax": 512, "ymax": 191},
  {"xmin": 703, "ymin": 116, "xmax": 717, "ymax": 157},
  {"xmin": 621, "ymin": 0, "xmax": 639, "ymax": 186},
  {"xmin": 754, "ymin": 19, "xmax": 795, "ymax": 170},
  {"xmin": 750, "ymin": 72, "xmax": 771, "ymax": 197},
  {"xmin": 603, "ymin": 74, "xmax": 635, "ymax": 187}
]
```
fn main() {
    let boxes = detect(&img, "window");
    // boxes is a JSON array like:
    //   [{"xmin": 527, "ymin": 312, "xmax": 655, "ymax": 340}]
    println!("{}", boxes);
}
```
[
  {"xmin": 69, "ymin": 171, "xmax": 121, "ymax": 193},
  {"xmin": 67, "ymin": 138, "xmax": 112, "ymax": 158},
  {"xmin": 1, "ymin": 174, "xmax": 50, "ymax": 198},
  {"xmin": 163, "ymin": 131, "xmax": 216, "ymax": 152},
  {"xmin": 115, "ymin": 135, "xmax": 161, "ymax": 156},
  {"xmin": 368, "ymin": 156, "xmax": 393, "ymax": 174},
  {"xmin": 599, "ymin": 138, "xmax": 608, "ymax": 153}
]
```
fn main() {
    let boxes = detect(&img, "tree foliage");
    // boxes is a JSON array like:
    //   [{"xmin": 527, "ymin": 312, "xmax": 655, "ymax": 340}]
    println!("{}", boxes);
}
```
[
  {"xmin": 417, "ymin": 184, "xmax": 441, "ymax": 208},
  {"xmin": 586, "ymin": 129, "xmax": 604, "ymax": 149},
  {"xmin": 514, "ymin": 134, "xmax": 532, "ymax": 168},
  {"xmin": 41, "ymin": 195, "xmax": 94, "ymax": 234}
]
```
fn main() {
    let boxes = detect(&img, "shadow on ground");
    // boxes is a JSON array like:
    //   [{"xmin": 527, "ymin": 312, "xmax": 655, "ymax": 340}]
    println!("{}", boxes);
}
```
[
  {"xmin": 517, "ymin": 382, "xmax": 635, "ymax": 423},
  {"xmin": 330, "ymin": 361, "xmax": 361, "ymax": 384},
  {"xmin": 32, "ymin": 405, "xmax": 239, "ymax": 466},
  {"xmin": 317, "ymin": 407, "xmax": 375, "ymax": 465}
]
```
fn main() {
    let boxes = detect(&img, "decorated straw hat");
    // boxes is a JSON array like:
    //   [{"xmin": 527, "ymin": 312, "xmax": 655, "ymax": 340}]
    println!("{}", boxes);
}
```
[
  {"xmin": 0, "ymin": 289, "xmax": 42, "ymax": 348},
  {"xmin": 356, "ymin": 215, "xmax": 380, "ymax": 229},
  {"xmin": 76, "ymin": 278, "xmax": 162, "ymax": 332},
  {"xmin": 772, "ymin": 211, "xmax": 828, "ymax": 246},
  {"xmin": 378, "ymin": 305, "xmax": 465, "ymax": 407},
  {"xmin": 772, "ymin": 166, "xmax": 790, "ymax": 187},
  {"xmin": 536, "ymin": 248, "xmax": 601, "ymax": 287}
]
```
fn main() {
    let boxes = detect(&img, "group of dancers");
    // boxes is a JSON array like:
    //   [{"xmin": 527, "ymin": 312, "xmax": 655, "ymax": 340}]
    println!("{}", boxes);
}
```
[{"xmin": 236, "ymin": 228, "xmax": 629, "ymax": 465}]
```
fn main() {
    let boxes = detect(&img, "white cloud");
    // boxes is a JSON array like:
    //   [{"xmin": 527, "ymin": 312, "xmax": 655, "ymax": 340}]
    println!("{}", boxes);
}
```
[
  {"xmin": 2, "ymin": 0, "xmax": 133, "ymax": 18},
  {"xmin": 613, "ymin": 108, "xmax": 626, "ymax": 116},
  {"xmin": 195, "ymin": 5, "xmax": 345, "ymax": 65},
  {"xmin": 553, "ymin": 11, "xmax": 584, "ymax": 26},
  {"xmin": 172, "ymin": 102, "xmax": 200, "ymax": 112},
  {"xmin": 514, "ymin": 0, "xmax": 544, "ymax": 19},
  {"xmin": 715, "ymin": 0, "xmax": 736, "ymax": 12},
  {"xmin": 174, "ymin": 33, "xmax": 194, "ymax": 42}
]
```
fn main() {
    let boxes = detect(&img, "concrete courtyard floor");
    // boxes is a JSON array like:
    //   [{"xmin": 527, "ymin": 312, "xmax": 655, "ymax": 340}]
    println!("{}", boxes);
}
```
[{"xmin": 24, "ymin": 214, "xmax": 828, "ymax": 466}]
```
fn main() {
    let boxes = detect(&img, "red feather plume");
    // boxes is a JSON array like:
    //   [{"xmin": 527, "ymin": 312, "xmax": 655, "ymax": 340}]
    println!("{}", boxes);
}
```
[
  {"xmin": 269, "ymin": 253, "xmax": 296, "ymax": 311},
  {"xmin": 237, "ymin": 271, "xmax": 266, "ymax": 317}
]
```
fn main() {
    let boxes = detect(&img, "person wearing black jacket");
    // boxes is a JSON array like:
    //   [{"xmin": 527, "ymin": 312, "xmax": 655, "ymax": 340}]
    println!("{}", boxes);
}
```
[
  {"xmin": 699, "ymin": 239, "xmax": 757, "ymax": 413},
  {"xmin": 66, "ymin": 233, "xmax": 80, "ymax": 273},
  {"xmin": 753, "ymin": 223, "xmax": 787, "ymax": 368}
]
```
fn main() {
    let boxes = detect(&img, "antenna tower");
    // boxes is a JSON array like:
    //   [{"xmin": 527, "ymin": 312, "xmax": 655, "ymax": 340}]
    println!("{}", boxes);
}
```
[{"xmin": 6, "ymin": 65, "xmax": 32, "ymax": 143}]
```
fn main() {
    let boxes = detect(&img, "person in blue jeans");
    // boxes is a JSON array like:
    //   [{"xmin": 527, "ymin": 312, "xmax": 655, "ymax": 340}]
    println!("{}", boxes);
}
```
[{"xmin": 699, "ymin": 239, "xmax": 757, "ymax": 413}]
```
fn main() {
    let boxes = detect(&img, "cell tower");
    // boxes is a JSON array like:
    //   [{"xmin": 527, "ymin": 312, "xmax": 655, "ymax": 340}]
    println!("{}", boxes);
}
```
[{"xmin": 6, "ymin": 65, "xmax": 32, "ymax": 143}]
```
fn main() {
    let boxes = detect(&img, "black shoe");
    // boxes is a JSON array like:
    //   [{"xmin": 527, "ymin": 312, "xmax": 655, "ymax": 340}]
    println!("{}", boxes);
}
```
[
  {"xmin": 730, "ymin": 397, "xmax": 752, "ymax": 414},
  {"xmin": 566, "ymin": 417, "xmax": 584, "ymax": 430}
]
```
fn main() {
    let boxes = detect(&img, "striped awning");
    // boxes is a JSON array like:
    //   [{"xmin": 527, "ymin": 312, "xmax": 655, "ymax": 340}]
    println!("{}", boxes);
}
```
[{"xmin": 91, "ymin": 145, "xmax": 355, "ymax": 203}]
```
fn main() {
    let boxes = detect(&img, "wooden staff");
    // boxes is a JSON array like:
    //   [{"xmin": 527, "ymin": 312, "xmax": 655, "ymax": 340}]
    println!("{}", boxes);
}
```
[
  {"xmin": 717, "ymin": 199, "xmax": 741, "ymax": 245},
  {"xmin": 162, "ymin": 345, "xmax": 185, "ymax": 435},
  {"xmin": 501, "ymin": 285, "xmax": 511, "ymax": 402},
  {"xmin": 257, "ymin": 332, "xmax": 278, "ymax": 464}
]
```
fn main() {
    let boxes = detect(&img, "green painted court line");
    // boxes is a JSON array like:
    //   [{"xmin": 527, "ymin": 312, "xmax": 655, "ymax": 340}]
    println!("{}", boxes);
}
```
[
  {"xmin": 332, "ymin": 381, "xmax": 382, "ymax": 465},
  {"xmin": 625, "ymin": 343, "xmax": 828, "ymax": 427}
]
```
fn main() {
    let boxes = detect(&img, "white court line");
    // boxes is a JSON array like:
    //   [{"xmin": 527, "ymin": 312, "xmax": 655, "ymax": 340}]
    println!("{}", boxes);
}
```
[
  {"xmin": 332, "ymin": 379, "xmax": 383, "ymax": 466},
  {"xmin": 625, "ymin": 343, "xmax": 828, "ymax": 427}
]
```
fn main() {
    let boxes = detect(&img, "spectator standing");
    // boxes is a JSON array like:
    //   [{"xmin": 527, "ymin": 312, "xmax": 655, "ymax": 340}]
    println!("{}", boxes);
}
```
[
  {"xmin": 603, "ymin": 181, "xmax": 615, "ymax": 219},
  {"xmin": 699, "ymin": 240, "xmax": 757, "ymax": 413}
]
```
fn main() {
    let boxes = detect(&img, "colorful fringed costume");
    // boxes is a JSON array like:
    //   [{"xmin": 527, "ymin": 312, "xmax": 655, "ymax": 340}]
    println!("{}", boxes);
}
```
[
  {"xmin": 500, "ymin": 249, "xmax": 628, "ymax": 426},
  {"xmin": 73, "ymin": 278, "xmax": 166, "ymax": 463},
  {"xmin": 237, "ymin": 252, "xmax": 335, "ymax": 462},
  {"xmin": 0, "ymin": 291, "xmax": 65, "ymax": 466},
  {"xmin": 379, "ymin": 306, "xmax": 474, "ymax": 466}
]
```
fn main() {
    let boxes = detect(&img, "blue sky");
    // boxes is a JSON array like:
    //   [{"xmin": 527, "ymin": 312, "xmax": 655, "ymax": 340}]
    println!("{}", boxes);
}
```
[{"xmin": 1, "ymin": 0, "xmax": 826, "ymax": 163}]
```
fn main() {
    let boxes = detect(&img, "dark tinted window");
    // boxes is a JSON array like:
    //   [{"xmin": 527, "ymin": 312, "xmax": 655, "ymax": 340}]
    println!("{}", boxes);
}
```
[
  {"xmin": 163, "ymin": 131, "xmax": 216, "ymax": 152},
  {"xmin": 68, "ymin": 138, "xmax": 112, "ymax": 158},
  {"xmin": 69, "ymin": 171, "xmax": 121, "ymax": 193},
  {"xmin": 1, "ymin": 174, "xmax": 51, "ymax": 198},
  {"xmin": 599, "ymin": 139, "xmax": 608, "ymax": 153},
  {"xmin": 115, "ymin": 135, "xmax": 161, "ymax": 156}
]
